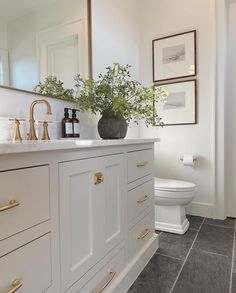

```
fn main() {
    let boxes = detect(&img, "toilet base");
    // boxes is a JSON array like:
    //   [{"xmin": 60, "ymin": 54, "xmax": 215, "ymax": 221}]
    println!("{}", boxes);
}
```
[{"xmin": 155, "ymin": 204, "xmax": 190, "ymax": 234}]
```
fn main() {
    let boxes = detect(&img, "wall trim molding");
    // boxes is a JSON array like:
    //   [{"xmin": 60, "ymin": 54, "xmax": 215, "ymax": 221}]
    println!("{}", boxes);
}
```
[
  {"xmin": 186, "ymin": 201, "xmax": 214, "ymax": 218},
  {"xmin": 214, "ymin": 0, "xmax": 227, "ymax": 219}
]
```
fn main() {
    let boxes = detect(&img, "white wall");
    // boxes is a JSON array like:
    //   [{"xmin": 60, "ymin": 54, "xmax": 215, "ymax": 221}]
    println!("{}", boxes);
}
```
[
  {"xmin": 0, "ymin": 21, "xmax": 8, "ymax": 49},
  {"xmin": 91, "ymin": 0, "xmax": 140, "ymax": 138},
  {"xmin": 226, "ymin": 0, "xmax": 236, "ymax": 217},
  {"xmin": 138, "ymin": 0, "xmax": 216, "ymax": 217}
]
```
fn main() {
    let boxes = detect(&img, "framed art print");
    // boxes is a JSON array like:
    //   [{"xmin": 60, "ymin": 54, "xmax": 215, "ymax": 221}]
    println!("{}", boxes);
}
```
[
  {"xmin": 154, "ymin": 80, "xmax": 197, "ymax": 126},
  {"xmin": 152, "ymin": 30, "xmax": 196, "ymax": 82}
]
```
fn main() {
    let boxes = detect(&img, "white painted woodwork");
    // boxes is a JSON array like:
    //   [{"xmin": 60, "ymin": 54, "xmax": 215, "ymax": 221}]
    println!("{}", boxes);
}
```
[
  {"xmin": 128, "ymin": 210, "xmax": 155, "ymax": 261},
  {"xmin": 59, "ymin": 154, "xmax": 125, "ymax": 292},
  {"xmin": 37, "ymin": 19, "xmax": 85, "ymax": 88},
  {"xmin": 0, "ymin": 233, "xmax": 51, "ymax": 293},
  {"xmin": 127, "ymin": 149, "xmax": 154, "ymax": 183},
  {"xmin": 0, "ymin": 165, "xmax": 50, "ymax": 241},
  {"xmin": 128, "ymin": 179, "xmax": 154, "ymax": 224},
  {"xmin": 78, "ymin": 248, "xmax": 125, "ymax": 293},
  {"xmin": 0, "ymin": 141, "xmax": 157, "ymax": 293},
  {"xmin": 0, "ymin": 48, "xmax": 9, "ymax": 86}
]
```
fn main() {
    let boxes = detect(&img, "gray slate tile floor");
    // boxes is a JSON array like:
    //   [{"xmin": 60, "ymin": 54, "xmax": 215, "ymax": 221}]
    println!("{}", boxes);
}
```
[{"xmin": 128, "ymin": 215, "xmax": 236, "ymax": 293}]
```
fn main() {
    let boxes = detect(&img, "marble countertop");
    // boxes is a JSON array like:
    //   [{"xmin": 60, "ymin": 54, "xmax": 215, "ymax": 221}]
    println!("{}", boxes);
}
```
[{"xmin": 0, "ymin": 138, "xmax": 160, "ymax": 155}]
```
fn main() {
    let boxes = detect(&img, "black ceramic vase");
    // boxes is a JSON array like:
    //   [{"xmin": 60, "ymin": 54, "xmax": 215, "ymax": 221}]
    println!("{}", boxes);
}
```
[{"xmin": 98, "ymin": 111, "xmax": 128, "ymax": 139}]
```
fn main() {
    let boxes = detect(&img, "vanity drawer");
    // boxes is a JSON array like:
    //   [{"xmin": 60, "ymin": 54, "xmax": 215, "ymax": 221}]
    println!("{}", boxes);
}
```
[
  {"xmin": 0, "ymin": 165, "xmax": 50, "ymax": 241},
  {"xmin": 72, "ymin": 248, "xmax": 125, "ymax": 293},
  {"xmin": 128, "ymin": 180, "xmax": 154, "ymax": 224},
  {"xmin": 127, "ymin": 149, "xmax": 153, "ymax": 183},
  {"xmin": 0, "ymin": 233, "xmax": 51, "ymax": 293},
  {"xmin": 128, "ymin": 210, "xmax": 155, "ymax": 260}
]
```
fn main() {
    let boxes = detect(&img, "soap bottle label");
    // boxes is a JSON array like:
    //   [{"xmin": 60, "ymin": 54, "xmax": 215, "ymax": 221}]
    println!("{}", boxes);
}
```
[
  {"xmin": 73, "ymin": 123, "xmax": 80, "ymax": 135},
  {"xmin": 65, "ymin": 123, "xmax": 73, "ymax": 134}
]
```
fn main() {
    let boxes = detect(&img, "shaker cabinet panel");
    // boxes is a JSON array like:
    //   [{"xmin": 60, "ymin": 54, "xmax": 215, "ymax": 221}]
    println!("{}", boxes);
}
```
[
  {"xmin": 0, "ymin": 233, "xmax": 52, "ymax": 293},
  {"xmin": 0, "ymin": 165, "xmax": 50, "ymax": 242},
  {"xmin": 127, "ymin": 149, "xmax": 154, "ymax": 183},
  {"xmin": 59, "ymin": 154, "xmax": 125, "ymax": 292},
  {"xmin": 103, "ymin": 155, "xmax": 126, "ymax": 253}
]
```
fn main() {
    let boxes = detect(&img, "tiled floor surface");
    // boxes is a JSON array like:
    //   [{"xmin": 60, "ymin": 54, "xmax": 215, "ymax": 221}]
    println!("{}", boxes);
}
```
[{"xmin": 128, "ymin": 216, "xmax": 236, "ymax": 293}]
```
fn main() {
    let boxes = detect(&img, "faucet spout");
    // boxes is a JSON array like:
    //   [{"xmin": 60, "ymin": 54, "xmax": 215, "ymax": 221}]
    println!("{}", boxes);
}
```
[{"xmin": 28, "ymin": 99, "xmax": 52, "ymax": 141}]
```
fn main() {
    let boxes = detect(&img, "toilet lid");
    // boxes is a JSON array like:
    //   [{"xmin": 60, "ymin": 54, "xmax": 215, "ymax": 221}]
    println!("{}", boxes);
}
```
[{"xmin": 154, "ymin": 177, "xmax": 196, "ymax": 192}]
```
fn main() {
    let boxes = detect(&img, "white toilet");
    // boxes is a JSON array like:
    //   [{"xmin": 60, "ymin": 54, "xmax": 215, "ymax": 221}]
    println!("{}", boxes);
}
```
[{"xmin": 154, "ymin": 177, "xmax": 196, "ymax": 234}]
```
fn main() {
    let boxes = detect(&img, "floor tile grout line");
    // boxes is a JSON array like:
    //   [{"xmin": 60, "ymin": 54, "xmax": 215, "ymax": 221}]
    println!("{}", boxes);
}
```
[
  {"xmin": 192, "ymin": 247, "xmax": 232, "ymax": 258},
  {"xmin": 156, "ymin": 252, "xmax": 183, "ymax": 262},
  {"xmin": 229, "ymin": 219, "xmax": 236, "ymax": 293},
  {"xmin": 203, "ymin": 222, "xmax": 235, "ymax": 229},
  {"xmin": 169, "ymin": 217, "xmax": 206, "ymax": 293}
]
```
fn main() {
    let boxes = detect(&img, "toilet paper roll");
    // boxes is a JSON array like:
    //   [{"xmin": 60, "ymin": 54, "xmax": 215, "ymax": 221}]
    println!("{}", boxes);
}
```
[{"xmin": 182, "ymin": 155, "xmax": 196, "ymax": 166}]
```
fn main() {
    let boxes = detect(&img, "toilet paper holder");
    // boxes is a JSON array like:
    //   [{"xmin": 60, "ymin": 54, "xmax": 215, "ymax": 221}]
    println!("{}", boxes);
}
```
[{"xmin": 180, "ymin": 156, "xmax": 197, "ymax": 162}]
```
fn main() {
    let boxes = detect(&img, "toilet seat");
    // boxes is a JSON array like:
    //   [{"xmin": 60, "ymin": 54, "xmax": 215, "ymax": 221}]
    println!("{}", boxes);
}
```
[{"xmin": 155, "ymin": 177, "xmax": 196, "ymax": 192}]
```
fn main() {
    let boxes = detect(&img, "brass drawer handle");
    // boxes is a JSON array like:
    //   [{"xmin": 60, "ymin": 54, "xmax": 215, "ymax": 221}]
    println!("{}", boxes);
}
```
[
  {"xmin": 94, "ymin": 172, "xmax": 104, "ymax": 185},
  {"xmin": 0, "ymin": 200, "xmax": 20, "ymax": 213},
  {"xmin": 137, "ymin": 228, "xmax": 151, "ymax": 240},
  {"xmin": 6, "ymin": 279, "xmax": 22, "ymax": 293},
  {"xmin": 137, "ymin": 194, "xmax": 150, "ymax": 203},
  {"xmin": 136, "ymin": 161, "xmax": 148, "ymax": 168},
  {"xmin": 95, "ymin": 271, "xmax": 116, "ymax": 293}
]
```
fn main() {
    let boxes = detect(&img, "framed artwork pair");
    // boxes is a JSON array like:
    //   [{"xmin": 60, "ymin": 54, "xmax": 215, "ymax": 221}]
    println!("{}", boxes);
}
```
[{"xmin": 152, "ymin": 30, "xmax": 197, "ymax": 126}]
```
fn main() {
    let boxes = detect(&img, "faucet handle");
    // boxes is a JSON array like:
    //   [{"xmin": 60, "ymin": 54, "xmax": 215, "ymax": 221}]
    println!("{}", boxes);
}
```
[
  {"xmin": 38, "ymin": 120, "xmax": 52, "ymax": 141},
  {"xmin": 9, "ymin": 118, "xmax": 25, "ymax": 143}
]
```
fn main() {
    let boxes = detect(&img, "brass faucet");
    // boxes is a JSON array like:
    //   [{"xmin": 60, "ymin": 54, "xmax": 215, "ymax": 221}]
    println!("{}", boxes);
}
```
[{"xmin": 28, "ymin": 99, "xmax": 52, "ymax": 140}]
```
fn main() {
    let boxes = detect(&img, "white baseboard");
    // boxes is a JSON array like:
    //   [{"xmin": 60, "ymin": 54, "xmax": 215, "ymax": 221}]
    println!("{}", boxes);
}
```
[
  {"xmin": 186, "ymin": 201, "xmax": 214, "ymax": 218},
  {"xmin": 110, "ymin": 234, "xmax": 159, "ymax": 293}
]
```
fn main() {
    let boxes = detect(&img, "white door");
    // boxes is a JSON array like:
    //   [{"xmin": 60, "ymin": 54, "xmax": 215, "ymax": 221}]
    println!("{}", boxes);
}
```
[
  {"xmin": 59, "ymin": 154, "xmax": 125, "ymax": 292},
  {"xmin": 37, "ymin": 19, "xmax": 87, "ymax": 89},
  {"xmin": 0, "ymin": 49, "xmax": 9, "ymax": 86}
]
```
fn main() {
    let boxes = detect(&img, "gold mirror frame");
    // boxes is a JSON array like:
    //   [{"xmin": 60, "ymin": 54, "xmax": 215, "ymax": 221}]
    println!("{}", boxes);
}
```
[{"xmin": 0, "ymin": 0, "xmax": 92, "ymax": 101}]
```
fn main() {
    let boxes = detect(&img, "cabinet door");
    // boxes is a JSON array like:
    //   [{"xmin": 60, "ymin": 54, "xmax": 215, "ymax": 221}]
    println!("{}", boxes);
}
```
[
  {"xmin": 99, "ymin": 154, "xmax": 126, "ymax": 254},
  {"xmin": 59, "ymin": 154, "xmax": 125, "ymax": 292}
]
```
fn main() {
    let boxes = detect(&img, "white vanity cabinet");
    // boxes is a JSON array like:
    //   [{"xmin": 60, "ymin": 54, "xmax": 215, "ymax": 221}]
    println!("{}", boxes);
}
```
[
  {"xmin": 0, "ymin": 164, "xmax": 56, "ymax": 293},
  {"xmin": 59, "ymin": 154, "xmax": 126, "ymax": 292},
  {"xmin": 0, "ymin": 139, "xmax": 158, "ymax": 293}
]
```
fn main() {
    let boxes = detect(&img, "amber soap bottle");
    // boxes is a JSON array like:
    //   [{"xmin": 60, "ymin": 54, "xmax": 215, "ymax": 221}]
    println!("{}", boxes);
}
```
[
  {"xmin": 62, "ymin": 108, "xmax": 73, "ymax": 138},
  {"xmin": 72, "ymin": 109, "xmax": 80, "ymax": 138}
]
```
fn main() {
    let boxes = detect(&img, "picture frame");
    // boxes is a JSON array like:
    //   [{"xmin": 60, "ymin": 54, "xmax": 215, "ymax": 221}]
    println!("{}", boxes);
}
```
[
  {"xmin": 154, "ymin": 80, "xmax": 197, "ymax": 126},
  {"xmin": 152, "ymin": 30, "xmax": 196, "ymax": 82}
]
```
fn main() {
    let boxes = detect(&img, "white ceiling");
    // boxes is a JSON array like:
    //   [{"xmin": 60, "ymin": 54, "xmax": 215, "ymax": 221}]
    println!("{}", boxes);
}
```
[{"xmin": 0, "ymin": 0, "xmax": 61, "ymax": 22}]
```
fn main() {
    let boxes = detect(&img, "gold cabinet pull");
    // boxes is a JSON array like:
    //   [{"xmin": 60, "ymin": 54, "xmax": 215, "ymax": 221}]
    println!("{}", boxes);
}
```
[
  {"xmin": 137, "ymin": 194, "xmax": 150, "ymax": 204},
  {"xmin": 0, "ymin": 200, "xmax": 20, "ymax": 213},
  {"xmin": 94, "ymin": 172, "xmax": 104, "ymax": 185},
  {"xmin": 137, "ymin": 228, "xmax": 151, "ymax": 240},
  {"xmin": 95, "ymin": 271, "xmax": 116, "ymax": 293},
  {"xmin": 6, "ymin": 279, "xmax": 22, "ymax": 293},
  {"xmin": 136, "ymin": 161, "xmax": 148, "ymax": 168}
]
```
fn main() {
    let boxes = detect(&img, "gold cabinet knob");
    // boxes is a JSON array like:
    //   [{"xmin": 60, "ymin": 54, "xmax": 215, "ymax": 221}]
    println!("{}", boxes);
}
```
[
  {"xmin": 94, "ymin": 172, "xmax": 104, "ymax": 185},
  {"xmin": 6, "ymin": 279, "xmax": 22, "ymax": 293}
]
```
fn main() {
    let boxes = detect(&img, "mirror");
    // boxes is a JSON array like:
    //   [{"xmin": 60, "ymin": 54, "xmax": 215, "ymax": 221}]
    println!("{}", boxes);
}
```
[{"xmin": 0, "ymin": 0, "xmax": 92, "ymax": 99}]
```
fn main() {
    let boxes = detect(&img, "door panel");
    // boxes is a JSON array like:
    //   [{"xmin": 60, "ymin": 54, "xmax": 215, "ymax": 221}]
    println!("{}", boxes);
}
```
[
  {"xmin": 59, "ymin": 158, "xmax": 102, "ymax": 292},
  {"xmin": 59, "ymin": 154, "xmax": 125, "ymax": 291}
]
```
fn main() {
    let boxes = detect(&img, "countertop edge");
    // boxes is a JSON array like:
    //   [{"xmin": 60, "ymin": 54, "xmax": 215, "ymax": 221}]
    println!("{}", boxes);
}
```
[{"xmin": 0, "ymin": 138, "xmax": 160, "ymax": 155}]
